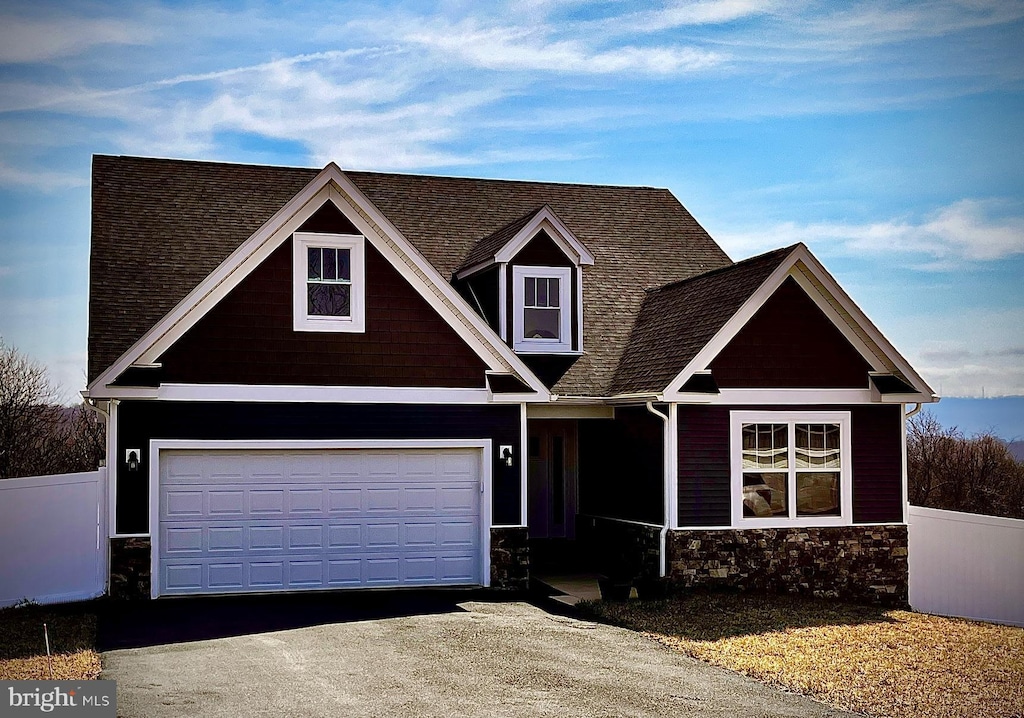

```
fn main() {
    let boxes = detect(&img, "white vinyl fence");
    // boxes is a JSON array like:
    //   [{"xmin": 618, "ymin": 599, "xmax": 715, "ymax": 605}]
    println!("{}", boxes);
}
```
[
  {"xmin": 909, "ymin": 505, "xmax": 1024, "ymax": 627},
  {"xmin": 0, "ymin": 470, "xmax": 106, "ymax": 608}
]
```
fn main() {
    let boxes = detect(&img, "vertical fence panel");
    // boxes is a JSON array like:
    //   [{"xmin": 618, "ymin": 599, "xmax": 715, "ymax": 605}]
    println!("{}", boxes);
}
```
[
  {"xmin": 909, "ymin": 505, "xmax": 1024, "ymax": 626},
  {"xmin": 0, "ymin": 470, "xmax": 106, "ymax": 607}
]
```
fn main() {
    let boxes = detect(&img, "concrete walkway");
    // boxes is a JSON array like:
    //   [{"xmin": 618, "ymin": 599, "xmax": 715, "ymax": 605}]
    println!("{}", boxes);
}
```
[
  {"xmin": 534, "ymin": 572, "xmax": 604, "ymax": 606},
  {"xmin": 102, "ymin": 595, "xmax": 854, "ymax": 718}
]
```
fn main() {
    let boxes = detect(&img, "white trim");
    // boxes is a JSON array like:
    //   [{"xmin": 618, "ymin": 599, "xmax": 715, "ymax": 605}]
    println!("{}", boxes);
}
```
[
  {"xmin": 492, "ymin": 208, "xmax": 595, "ymax": 266},
  {"xmin": 667, "ymin": 387, "xmax": 933, "ymax": 405},
  {"xmin": 292, "ymin": 232, "xmax": 365, "ymax": 333},
  {"xmin": 704, "ymin": 388, "xmax": 875, "ymax": 405},
  {"xmin": 520, "ymin": 403, "xmax": 529, "ymax": 527},
  {"xmin": 498, "ymin": 264, "xmax": 508, "ymax": 342},
  {"xmin": 575, "ymin": 265, "xmax": 585, "ymax": 352},
  {"xmin": 527, "ymin": 404, "xmax": 614, "ymax": 419},
  {"xmin": 901, "ymin": 404, "xmax": 909, "ymax": 525},
  {"xmin": 664, "ymin": 245, "xmax": 936, "ymax": 401},
  {"xmin": 672, "ymin": 521, "xmax": 906, "ymax": 531},
  {"xmin": 107, "ymin": 399, "xmax": 119, "ymax": 537},
  {"xmin": 109, "ymin": 383, "xmax": 499, "ymax": 404},
  {"xmin": 586, "ymin": 515, "xmax": 663, "ymax": 529},
  {"xmin": 89, "ymin": 164, "xmax": 549, "ymax": 398},
  {"xmin": 511, "ymin": 265, "xmax": 572, "ymax": 353},
  {"xmin": 668, "ymin": 403, "xmax": 679, "ymax": 530},
  {"xmin": 729, "ymin": 410, "xmax": 853, "ymax": 529},
  {"xmin": 148, "ymin": 438, "xmax": 494, "ymax": 598}
]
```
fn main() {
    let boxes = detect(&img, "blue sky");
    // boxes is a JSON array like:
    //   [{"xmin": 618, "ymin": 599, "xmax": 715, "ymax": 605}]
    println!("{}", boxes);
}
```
[{"xmin": 0, "ymin": 0, "xmax": 1022, "ymax": 401}]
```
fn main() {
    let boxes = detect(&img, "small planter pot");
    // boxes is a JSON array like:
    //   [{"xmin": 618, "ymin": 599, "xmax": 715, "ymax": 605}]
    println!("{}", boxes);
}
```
[{"xmin": 598, "ymin": 576, "xmax": 633, "ymax": 601}]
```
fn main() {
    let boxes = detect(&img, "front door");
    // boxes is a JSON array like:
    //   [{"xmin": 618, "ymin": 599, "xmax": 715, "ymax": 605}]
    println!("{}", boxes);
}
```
[{"xmin": 528, "ymin": 420, "xmax": 578, "ymax": 539}]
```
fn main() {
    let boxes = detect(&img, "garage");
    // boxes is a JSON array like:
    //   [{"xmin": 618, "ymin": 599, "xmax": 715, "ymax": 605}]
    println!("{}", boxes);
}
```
[{"xmin": 153, "ymin": 443, "xmax": 487, "ymax": 597}]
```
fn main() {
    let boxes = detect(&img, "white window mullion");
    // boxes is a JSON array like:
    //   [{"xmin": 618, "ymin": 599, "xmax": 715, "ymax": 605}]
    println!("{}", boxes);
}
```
[{"xmin": 788, "ymin": 423, "xmax": 797, "ymax": 520}]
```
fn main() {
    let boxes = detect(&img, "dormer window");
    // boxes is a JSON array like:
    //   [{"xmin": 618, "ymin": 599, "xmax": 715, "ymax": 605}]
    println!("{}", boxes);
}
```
[
  {"xmin": 293, "ymin": 232, "xmax": 365, "ymax": 332},
  {"xmin": 512, "ymin": 266, "xmax": 571, "ymax": 352}
]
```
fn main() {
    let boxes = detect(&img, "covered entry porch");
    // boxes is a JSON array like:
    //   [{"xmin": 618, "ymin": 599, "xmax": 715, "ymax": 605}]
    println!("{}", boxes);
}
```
[{"xmin": 525, "ymin": 405, "xmax": 666, "ymax": 589}]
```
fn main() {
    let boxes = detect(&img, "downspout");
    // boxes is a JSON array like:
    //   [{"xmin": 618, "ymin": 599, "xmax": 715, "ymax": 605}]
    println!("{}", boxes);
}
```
[
  {"xmin": 646, "ymin": 401, "xmax": 669, "ymax": 578},
  {"xmin": 905, "ymin": 402, "xmax": 922, "ymax": 418}
]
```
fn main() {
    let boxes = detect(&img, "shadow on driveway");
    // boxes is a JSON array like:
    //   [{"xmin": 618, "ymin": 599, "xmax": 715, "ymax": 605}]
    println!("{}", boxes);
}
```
[{"xmin": 97, "ymin": 588, "xmax": 501, "ymax": 651}]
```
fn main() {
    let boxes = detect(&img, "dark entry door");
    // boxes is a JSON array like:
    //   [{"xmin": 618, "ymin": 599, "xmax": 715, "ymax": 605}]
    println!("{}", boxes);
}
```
[{"xmin": 528, "ymin": 420, "xmax": 578, "ymax": 539}]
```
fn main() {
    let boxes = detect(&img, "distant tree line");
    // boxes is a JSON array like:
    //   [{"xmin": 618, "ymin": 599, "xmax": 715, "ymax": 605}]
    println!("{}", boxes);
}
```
[
  {"xmin": 0, "ymin": 339, "xmax": 105, "ymax": 480},
  {"xmin": 908, "ymin": 410, "xmax": 1024, "ymax": 520}
]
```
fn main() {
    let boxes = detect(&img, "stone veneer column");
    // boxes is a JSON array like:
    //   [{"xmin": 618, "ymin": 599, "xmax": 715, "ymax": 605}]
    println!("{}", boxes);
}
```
[
  {"xmin": 109, "ymin": 537, "xmax": 152, "ymax": 600},
  {"xmin": 666, "ymin": 525, "xmax": 908, "ymax": 606},
  {"xmin": 490, "ymin": 527, "xmax": 530, "ymax": 590}
]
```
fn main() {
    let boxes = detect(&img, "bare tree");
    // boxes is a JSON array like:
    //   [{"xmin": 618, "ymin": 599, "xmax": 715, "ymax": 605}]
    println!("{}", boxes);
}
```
[
  {"xmin": 908, "ymin": 409, "xmax": 1024, "ymax": 520},
  {"xmin": 0, "ymin": 338, "xmax": 105, "ymax": 479}
]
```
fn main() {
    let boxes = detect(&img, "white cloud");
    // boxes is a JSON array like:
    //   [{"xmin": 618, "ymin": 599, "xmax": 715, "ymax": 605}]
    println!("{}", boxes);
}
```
[
  {"xmin": 400, "ymin": 19, "xmax": 723, "ymax": 75},
  {"xmin": 718, "ymin": 199, "xmax": 1024, "ymax": 266},
  {"xmin": 881, "ymin": 307, "xmax": 1024, "ymax": 398},
  {"xmin": 615, "ymin": 0, "xmax": 774, "ymax": 32},
  {"xmin": 0, "ymin": 162, "xmax": 88, "ymax": 191},
  {"xmin": 0, "ymin": 14, "xmax": 149, "ymax": 63},
  {"xmin": 799, "ymin": 0, "xmax": 1024, "ymax": 50}
]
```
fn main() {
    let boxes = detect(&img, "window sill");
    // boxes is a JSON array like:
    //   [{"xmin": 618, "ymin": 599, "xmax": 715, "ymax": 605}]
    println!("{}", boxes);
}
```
[
  {"xmin": 734, "ymin": 517, "xmax": 851, "ymax": 529},
  {"xmin": 512, "ymin": 347, "xmax": 583, "ymax": 356},
  {"xmin": 293, "ymin": 317, "xmax": 366, "ymax": 333}
]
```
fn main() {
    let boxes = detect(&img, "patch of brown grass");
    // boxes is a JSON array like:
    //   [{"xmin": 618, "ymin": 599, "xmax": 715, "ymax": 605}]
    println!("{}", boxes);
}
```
[
  {"xmin": 0, "ymin": 603, "xmax": 101, "ymax": 680},
  {"xmin": 583, "ymin": 593, "xmax": 1024, "ymax": 718}
]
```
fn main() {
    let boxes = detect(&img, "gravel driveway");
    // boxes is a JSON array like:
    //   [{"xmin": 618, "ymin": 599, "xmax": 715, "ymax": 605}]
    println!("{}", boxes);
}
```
[{"xmin": 101, "ymin": 593, "xmax": 853, "ymax": 717}]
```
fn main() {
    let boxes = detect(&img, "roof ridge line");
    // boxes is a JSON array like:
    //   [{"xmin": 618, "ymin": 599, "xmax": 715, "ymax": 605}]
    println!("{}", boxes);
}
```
[{"xmin": 646, "ymin": 243, "xmax": 800, "ymax": 294}]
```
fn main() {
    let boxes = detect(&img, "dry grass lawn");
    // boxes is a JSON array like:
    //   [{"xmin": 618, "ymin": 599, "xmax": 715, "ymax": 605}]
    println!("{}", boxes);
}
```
[
  {"xmin": 0, "ymin": 603, "xmax": 102, "ymax": 680},
  {"xmin": 585, "ymin": 589, "xmax": 1024, "ymax": 716},
  {"xmin": 583, "ymin": 592, "xmax": 1024, "ymax": 718}
]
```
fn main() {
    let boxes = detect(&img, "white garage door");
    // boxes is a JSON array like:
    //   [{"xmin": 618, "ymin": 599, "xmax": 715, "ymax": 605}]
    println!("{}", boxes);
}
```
[{"xmin": 157, "ymin": 448, "xmax": 483, "ymax": 596}]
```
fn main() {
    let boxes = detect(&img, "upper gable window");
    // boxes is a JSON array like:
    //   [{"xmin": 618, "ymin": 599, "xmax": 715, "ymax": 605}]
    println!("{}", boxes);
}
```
[
  {"xmin": 512, "ymin": 265, "xmax": 572, "ymax": 353},
  {"xmin": 292, "ymin": 232, "xmax": 365, "ymax": 332}
]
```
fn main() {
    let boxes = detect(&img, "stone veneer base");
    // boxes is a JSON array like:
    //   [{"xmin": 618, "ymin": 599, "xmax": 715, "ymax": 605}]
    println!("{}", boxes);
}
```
[{"xmin": 667, "ymin": 525, "xmax": 908, "ymax": 606}]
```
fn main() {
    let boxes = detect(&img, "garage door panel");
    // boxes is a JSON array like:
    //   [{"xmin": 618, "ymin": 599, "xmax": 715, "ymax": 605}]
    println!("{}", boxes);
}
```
[
  {"xmin": 159, "ymin": 448, "xmax": 483, "ymax": 596},
  {"xmin": 208, "ymin": 490, "xmax": 245, "ymax": 515},
  {"xmin": 164, "ymin": 526, "xmax": 203, "ymax": 553},
  {"xmin": 208, "ymin": 562, "xmax": 244, "ymax": 589},
  {"xmin": 165, "ymin": 490, "xmax": 203, "ymax": 518},
  {"xmin": 288, "ymin": 525, "xmax": 324, "ymax": 550},
  {"xmin": 328, "ymin": 488, "xmax": 361, "ymax": 513}
]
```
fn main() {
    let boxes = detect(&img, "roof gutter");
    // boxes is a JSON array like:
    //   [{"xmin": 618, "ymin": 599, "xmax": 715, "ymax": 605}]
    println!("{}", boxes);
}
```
[{"xmin": 646, "ymin": 401, "xmax": 670, "ymax": 579}]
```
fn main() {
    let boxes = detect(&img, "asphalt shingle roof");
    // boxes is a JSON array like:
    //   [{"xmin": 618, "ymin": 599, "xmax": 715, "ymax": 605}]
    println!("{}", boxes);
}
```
[
  {"xmin": 456, "ymin": 207, "xmax": 544, "ymax": 273},
  {"xmin": 609, "ymin": 245, "xmax": 797, "ymax": 394},
  {"xmin": 89, "ymin": 156, "xmax": 734, "ymax": 394}
]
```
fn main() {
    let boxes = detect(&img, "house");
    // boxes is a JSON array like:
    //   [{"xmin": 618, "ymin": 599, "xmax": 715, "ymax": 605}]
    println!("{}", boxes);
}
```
[{"xmin": 85, "ymin": 155, "xmax": 936, "ymax": 604}]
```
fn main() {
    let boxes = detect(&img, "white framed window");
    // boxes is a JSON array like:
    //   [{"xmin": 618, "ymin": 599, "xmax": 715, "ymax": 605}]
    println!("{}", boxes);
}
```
[
  {"xmin": 292, "ymin": 232, "xmax": 365, "ymax": 332},
  {"xmin": 511, "ymin": 265, "xmax": 572, "ymax": 353},
  {"xmin": 730, "ymin": 411, "xmax": 852, "ymax": 528}
]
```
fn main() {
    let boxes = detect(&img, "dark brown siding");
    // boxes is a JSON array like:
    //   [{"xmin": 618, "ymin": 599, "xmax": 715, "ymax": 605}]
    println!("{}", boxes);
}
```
[
  {"xmin": 158, "ymin": 235, "xmax": 489, "ymax": 387},
  {"xmin": 677, "ymin": 405, "xmax": 731, "ymax": 526},
  {"xmin": 578, "ymin": 407, "xmax": 663, "ymax": 524},
  {"xmin": 506, "ymin": 230, "xmax": 580, "ymax": 354},
  {"xmin": 709, "ymin": 277, "xmax": 872, "ymax": 388},
  {"xmin": 114, "ymin": 401, "xmax": 521, "ymax": 534},
  {"xmin": 677, "ymin": 404, "xmax": 904, "ymax": 527},
  {"xmin": 851, "ymin": 404, "xmax": 903, "ymax": 523}
]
